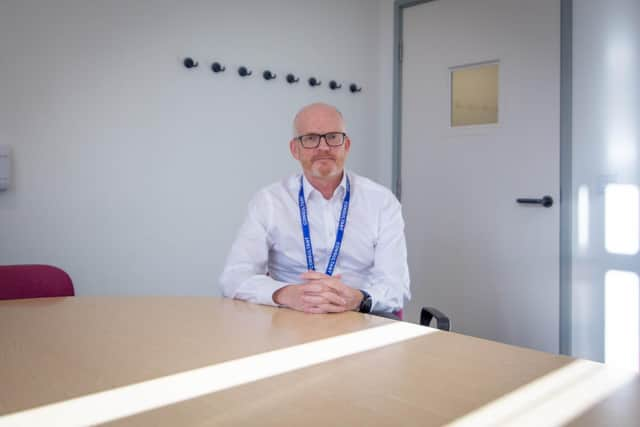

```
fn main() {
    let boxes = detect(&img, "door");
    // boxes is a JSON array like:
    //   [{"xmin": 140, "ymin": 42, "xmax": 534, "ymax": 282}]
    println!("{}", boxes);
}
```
[{"xmin": 401, "ymin": 0, "xmax": 560, "ymax": 352}]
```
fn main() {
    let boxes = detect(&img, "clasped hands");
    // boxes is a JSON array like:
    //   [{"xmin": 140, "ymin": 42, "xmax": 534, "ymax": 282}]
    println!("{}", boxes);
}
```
[{"xmin": 272, "ymin": 271, "xmax": 364, "ymax": 314}]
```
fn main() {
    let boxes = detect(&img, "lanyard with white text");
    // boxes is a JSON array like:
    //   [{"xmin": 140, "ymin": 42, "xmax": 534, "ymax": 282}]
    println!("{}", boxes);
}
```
[{"xmin": 298, "ymin": 174, "xmax": 351, "ymax": 276}]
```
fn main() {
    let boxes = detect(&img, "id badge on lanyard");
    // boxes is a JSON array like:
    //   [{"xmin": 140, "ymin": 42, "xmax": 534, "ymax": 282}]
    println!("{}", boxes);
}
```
[{"xmin": 298, "ymin": 175, "xmax": 351, "ymax": 276}]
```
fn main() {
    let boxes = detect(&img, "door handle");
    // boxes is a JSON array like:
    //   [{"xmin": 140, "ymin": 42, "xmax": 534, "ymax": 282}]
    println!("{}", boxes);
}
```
[{"xmin": 516, "ymin": 195, "xmax": 553, "ymax": 208}]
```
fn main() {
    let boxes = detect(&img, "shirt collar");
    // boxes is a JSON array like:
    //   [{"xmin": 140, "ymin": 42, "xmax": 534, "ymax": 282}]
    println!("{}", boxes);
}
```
[{"xmin": 299, "ymin": 170, "xmax": 348, "ymax": 202}]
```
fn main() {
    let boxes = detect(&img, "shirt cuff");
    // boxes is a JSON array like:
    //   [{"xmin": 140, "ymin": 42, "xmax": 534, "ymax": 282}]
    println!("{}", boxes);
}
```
[
  {"xmin": 253, "ymin": 276, "xmax": 289, "ymax": 307},
  {"xmin": 364, "ymin": 286, "xmax": 399, "ymax": 314}
]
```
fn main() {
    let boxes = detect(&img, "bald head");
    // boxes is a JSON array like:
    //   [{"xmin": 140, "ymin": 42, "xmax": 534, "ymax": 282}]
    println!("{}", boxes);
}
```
[
  {"xmin": 292, "ymin": 103, "xmax": 346, "ymax": 137},
  {"xmin": 289, "ymin": 102, "xmax": 351, "ymax": 182}
]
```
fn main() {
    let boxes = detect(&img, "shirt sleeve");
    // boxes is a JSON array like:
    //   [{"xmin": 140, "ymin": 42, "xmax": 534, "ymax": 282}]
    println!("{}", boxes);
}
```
[
  {"xmin": 219, "ymin": 190, "xmax": 289, "ymax": 306},
  {"xmin": 364, "ymin": 193, "xmax": 411, "ymax": 314}
]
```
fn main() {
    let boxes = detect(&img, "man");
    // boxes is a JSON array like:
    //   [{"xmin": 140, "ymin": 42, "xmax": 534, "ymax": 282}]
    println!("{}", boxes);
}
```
[{"xmin": 220, "ymin": 103, "xmax": 410, "ymax": 315}]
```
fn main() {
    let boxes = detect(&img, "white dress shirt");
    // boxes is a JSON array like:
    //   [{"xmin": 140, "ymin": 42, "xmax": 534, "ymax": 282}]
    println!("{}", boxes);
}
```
[{"xmin": 219, "ymin": 171, "xmax": 411, "ymax": 313}]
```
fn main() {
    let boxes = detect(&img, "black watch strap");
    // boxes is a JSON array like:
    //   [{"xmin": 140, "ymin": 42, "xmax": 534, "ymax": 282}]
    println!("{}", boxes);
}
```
[{"xmin": 359, "ymin": 290, "xmax": 372, "ymax": 313}]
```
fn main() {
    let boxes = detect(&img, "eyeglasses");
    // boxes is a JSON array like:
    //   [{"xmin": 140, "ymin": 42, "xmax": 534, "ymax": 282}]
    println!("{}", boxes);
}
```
[{"xmin": 296, "ymin": 132, "xmax": 346, "ymax": 149}]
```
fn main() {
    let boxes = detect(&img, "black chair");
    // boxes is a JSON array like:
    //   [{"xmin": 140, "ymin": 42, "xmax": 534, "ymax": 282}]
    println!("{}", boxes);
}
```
[{"xmin": 420, "ymin": 307, "xmax": 450, "ymax": 331}]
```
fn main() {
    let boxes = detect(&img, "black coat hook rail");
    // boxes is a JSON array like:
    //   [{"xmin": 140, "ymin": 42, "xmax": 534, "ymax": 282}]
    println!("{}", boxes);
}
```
[
  {"xmin": 180, "ymin": 57, "xmax": 362, "ymax": 96},
  {"xmin": 238, "ymin": 66, "xmax": 252, "ymax": 77},
  {"xmin": 183, "ymin": 57, "xmax": 198, "ymax": 69},
  {"xmin": 211, "ymin": 62, "xmax": 226, "ymax": 73}
]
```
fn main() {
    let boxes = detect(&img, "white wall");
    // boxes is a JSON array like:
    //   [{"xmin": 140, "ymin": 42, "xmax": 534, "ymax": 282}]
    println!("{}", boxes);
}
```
[
  {"xmin": 572, "ymin": 0, "xmax": 640, "ymax": 364},
  {"xmin": 376, "ymin": 0, "xmax": 396, "ymax": 190},
  {"xmin": 0, "ymin": 0, "xmax": 394, "ymax": 296}
]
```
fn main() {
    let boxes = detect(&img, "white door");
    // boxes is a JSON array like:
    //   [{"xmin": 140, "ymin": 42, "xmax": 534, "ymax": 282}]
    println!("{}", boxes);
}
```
[{"xmin": 401, "ymin": 0, "xmax": 560, "ymax": 353}]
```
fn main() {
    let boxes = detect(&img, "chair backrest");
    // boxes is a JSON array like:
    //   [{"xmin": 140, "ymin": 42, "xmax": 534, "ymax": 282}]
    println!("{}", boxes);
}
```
[
  {"xmin": 420, "ymin": 306, "xmax": 450, "ymax": 331},
  {"xmin": 0, "ymin": 265, "xmax": 75, "ymax": 300}
]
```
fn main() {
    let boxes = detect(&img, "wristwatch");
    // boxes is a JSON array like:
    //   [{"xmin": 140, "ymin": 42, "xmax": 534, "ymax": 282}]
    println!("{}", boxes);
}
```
[{"xmin": 358, "ymin": 290, "xmax": 372, "ymax": 313}]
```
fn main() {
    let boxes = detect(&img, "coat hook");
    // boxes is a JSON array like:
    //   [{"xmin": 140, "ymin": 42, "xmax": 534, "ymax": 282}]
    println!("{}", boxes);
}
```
[
  {"xmin": 183, "ymin": 57, "xmax": 199, "ymax": 69},
  {"xmin": 349, "ymin": 83, "xmax": 362, "ymax": 93},
  {"xmin": 329, "ymin": 80, "xmax": 342, "ymax": 90},
  {"xmin": 286, "ymin": 73, "xmax": 300, "ymax": 84},
  {"xmin": 308, "ymin": 77, "xmax": 322, "ymax": 87},
  {"xmin": 238, "ymin": 66, "xmax": 253, "ymax": 77},
  {"xmin": 211, "ymin": 62, "xmax": 226, "ymax": 73},
  {"xmin": 263, "ymin": 70, "xmax": 277, "ymax": 80}
]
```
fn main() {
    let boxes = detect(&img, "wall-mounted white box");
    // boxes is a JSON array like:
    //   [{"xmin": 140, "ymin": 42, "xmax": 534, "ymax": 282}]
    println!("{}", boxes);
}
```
[{"xmin": 0, "ymin": 145, "xmax": 10, "ymax": 191}]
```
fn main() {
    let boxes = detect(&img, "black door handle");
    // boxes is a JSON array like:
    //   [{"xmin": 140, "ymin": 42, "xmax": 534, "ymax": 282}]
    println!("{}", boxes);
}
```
[{"xmin": 517, "ymin": 195, "xmax": 553, "ymax": 208}]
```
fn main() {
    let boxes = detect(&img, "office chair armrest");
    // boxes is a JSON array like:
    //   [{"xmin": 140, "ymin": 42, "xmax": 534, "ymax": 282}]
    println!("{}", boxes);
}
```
[{"xmin": 420, "ymin": 307, "xmax": 450, "ymax": 331}]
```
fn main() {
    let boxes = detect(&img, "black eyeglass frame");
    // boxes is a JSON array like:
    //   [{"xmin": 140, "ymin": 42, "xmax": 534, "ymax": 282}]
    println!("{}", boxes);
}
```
[{"xmin": 296, "ymin": 132, "xmax": 347, "ymax": 149}]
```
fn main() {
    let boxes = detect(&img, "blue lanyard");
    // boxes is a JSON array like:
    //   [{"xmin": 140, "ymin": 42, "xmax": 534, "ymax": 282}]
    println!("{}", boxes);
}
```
[{"xmin": 298, "ymin": 174, "xmax": 351, "ymax": 276}]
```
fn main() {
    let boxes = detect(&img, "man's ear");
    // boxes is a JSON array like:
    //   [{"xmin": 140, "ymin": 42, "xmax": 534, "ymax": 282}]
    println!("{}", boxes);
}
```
[
  {"xmin": 344, "ymin": 136, "xmax": 351, "ymax": 153},
  {"xmin": 289, "ymin": 139, "xmax": 300, "ymax": 160}
]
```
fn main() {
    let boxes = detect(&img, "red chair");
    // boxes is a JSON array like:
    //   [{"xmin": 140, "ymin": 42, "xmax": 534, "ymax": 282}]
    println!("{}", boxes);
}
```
[{"xmin": 0, "ymin": 265, "xmax": 74, "ymax": 300}]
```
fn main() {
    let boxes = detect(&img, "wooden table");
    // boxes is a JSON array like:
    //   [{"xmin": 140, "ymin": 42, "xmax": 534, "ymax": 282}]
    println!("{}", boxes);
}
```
[{"xmin": 0, "ymin": 297, "xmax": 638, "ymax": 426}]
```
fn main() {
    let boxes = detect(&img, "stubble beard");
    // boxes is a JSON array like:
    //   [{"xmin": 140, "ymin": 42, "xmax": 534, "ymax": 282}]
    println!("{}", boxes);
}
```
[{"xmin": 310, "ymin": 159, "xmax": 341, "ymax": 179}]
